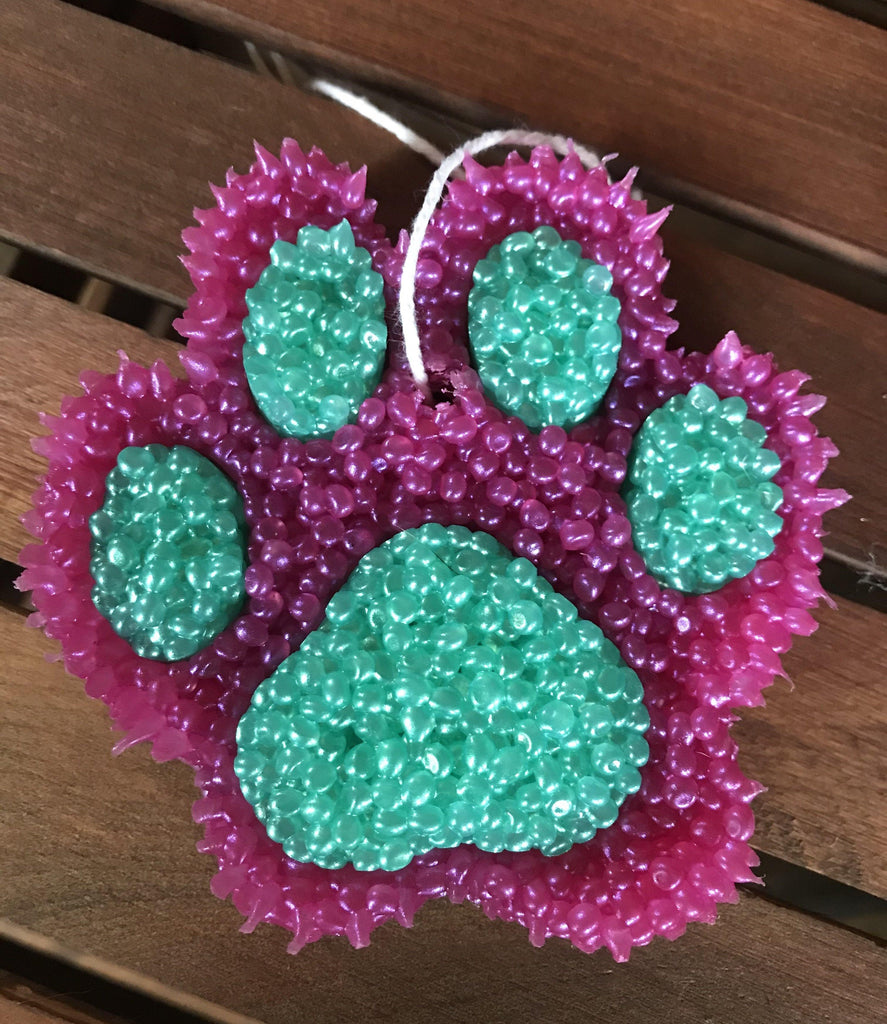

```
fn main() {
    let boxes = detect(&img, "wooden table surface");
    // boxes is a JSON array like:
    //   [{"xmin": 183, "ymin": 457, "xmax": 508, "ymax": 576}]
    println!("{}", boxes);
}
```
[{"xmin": 1, "ymin": 1, "xmax": 885, "ymax": 1022}]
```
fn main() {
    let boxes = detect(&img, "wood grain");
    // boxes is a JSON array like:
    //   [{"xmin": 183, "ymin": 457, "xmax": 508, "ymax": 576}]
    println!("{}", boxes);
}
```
[
  {"xmin": 4, "ymin": 2, "xmax": 885, "ymax": 1020},
  {"xmin": 736, "ymin": 597, "xmax": 887, "ymax": 900},
  {"xmin": 0, "ymin": 0, "xmax": 431, "ymax": 303},
  {"xmin": 0, "ymin": 998, "xmax": 72, "ymax": 1024},
  {"xmin": 0, "ymin": 978, "xmax": 129, "ymax": 1024},
  {"xmin": 1, "ymin": 4, "xmax": 884, "ymax": 566},
  {"xmin": 2, "ymin": 2, "xmax": 883, "ymax": 568},
  {"xmin": 0, "ymin": 950, "xmax": 257, "ymax": 1024},
  {"xmin": 155, "ymin": 0, "xmax": 887, "ymax": 256},
  {"xmin": 1, "ymin": 606, "xmax": 885, "ymax": 1023}
]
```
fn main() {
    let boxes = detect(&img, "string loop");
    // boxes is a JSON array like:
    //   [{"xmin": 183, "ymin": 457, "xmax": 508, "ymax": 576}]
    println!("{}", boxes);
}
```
[
  {"xmin": 307, "ymin": 82, "xmax": 613, "ymax": 394},
  {"xmin": 398, "ymin": 131, "xmax": 607, "ymax": 392}
]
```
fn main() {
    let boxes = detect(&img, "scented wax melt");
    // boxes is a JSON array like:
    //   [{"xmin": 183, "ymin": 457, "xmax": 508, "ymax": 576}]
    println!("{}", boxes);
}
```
[{"xmin": 20, "ymin": 136, "xmax": 846, "ymax": 959}]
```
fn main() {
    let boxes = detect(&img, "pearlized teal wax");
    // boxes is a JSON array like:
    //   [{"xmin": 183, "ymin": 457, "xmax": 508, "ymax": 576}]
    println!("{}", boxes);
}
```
[
  {"xmin": 624, "ymin": 383, "xmax": 784, "ymax": 593},
  {"xmin": 468, "ymin": 226, "xmax": 622, "ymax": 430},
  {"xmin": 243, "ymin": 219, "xmax": 387, "ymax": 439},
  {"xmin": 235, "ymin": 524, "xmax": 649, "ymax": 872},
  {"xmin": 90, "ymin": 444, "xmax": 247, "ymax": 660}
]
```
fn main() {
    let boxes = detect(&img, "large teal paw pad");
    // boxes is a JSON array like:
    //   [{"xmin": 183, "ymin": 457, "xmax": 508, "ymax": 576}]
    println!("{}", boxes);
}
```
[
  {"xmin": 243, "ymin": 219, "xmax": 388, "ymax": 439},
  {"xmin": 624, "ymin": 383, "xmax": 784, "ymax": 594},
  {"xmin": 235, "ymin": 524, "xmax": 649, "ymax": 871},
  {"xmin": 89, "ymin": 445, "xmax": 247, "ymax": 661},
  {"xmin": 468, "ymin": 226, "xmax": 622, "ymax": 430}
]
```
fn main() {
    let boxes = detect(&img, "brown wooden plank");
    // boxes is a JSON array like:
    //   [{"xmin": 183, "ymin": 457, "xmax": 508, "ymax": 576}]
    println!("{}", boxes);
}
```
[
  {"xmin": 0, "ymin": 279, "xmax": 184, "ymax": 565},
  {"xmin": 736, "ymin": 596, "xmax": 887, "ymax": 899},
  {"xmin": 0, "ymin": 610, "xmax": 884, "ymax": 1023},
  {"xmin": 0, "ymin": 953, "xmax": 257, "ymax": 1024},
  {"xmin": 2, "ymin": 2, "xmax": 882, "ymax": 568},
  {"xmin": 0, "ymin": 0, "xmax": 431, "ymax": 303},
  {"xmin": 156, "ymin": 0, "xmax": 887, "ymax": 257},
  {"xmin": 1, "ymin": 3, "xmax": 883, "ymax": 571},
  {"xmin": 0, "ymin": 929, "xmax": 260, "ymax": 1024}
]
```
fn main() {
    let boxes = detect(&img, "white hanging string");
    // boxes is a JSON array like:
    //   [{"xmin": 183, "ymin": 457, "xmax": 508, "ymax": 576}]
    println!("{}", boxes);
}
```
[
  {"xmin": 305, "ymin": 82, "xmax": 614, "ymax": 394},
  {"xmin": 398, "ymin": 131, "xmax": 606, "ymax": 391},
  {"xmin": 309, "ymin": 79, "xmax": 449, "ymax": 167}
]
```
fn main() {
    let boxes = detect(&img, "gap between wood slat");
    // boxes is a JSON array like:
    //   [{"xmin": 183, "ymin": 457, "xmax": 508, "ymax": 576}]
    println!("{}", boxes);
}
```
[
  {"xmin": 4, "ymin": 245, "xmax": 184, "ymax": 338},
  {"xmin": 6, "ymin": 0, "xmax": 885, "ymax": 330},
  {"xmin": 2, "ymin": 966, "xmax": 162, "ymax": 1024},
  {"xmin": 0, "ymin": 0, "xmax": 435, "ymax": 302},
  {"xmin": 268, "ymin": 50, "xmax": 887, "ymax": 313},
  {"xmin": 3, "ymin": 4, "xmax": 885, "ymax": 572},
  {"xmin": 0, "ymin": 926, "xmax": 261, "ymax": 1024},
  {"xmin": 819, "ymin": 555, "xmax": 887, "ymax": 615},
  {"xmin": 0, "ymin": 558, "xmax": 30, "ymax": 617},
  {"xmin": 0, "ymin": 875, "xmax": 874, "ymax": 1024},
  {"xmin": 2, "ymin": 891, "xmax": 885, "ymax": 1024},
  {"xmin": 808, "ymin": 0, "xmax": 887, "ymax": 30},
  {"xmin": 748, "ymin": 852, "xmax": 887, "ymax": 942}
]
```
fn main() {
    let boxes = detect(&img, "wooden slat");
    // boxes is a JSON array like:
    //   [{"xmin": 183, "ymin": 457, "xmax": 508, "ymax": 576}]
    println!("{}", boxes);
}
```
[
  {"xmin": 1, "ymin": 612, "xmax": 885, "ymax": 1024},
  {"xmin": 0, "ymin": 280, "xmax": 184, "ymax": 565},
  {"xmin": 0, "ymin": 998, "xmax": 70, "ymax": 1024},
  {"xmin": 0, "ymin": 949, "xmax": 256, "ymax": 1024},
  {"xmin": 0, "ymin": 978, "xmax": 126, "ymax": 1024},
  {"xmin": 736, "ymin": 596, "xmax": 887, "ymax": 899},
  {"xmin": 156, "ymin": 0, "xmax": 887, "ymax": 257},
  {"xmin": 0, "ymin": 0, "xmax": 431, "ymax": 303},
  {"xmin": 4, "ymin": 2, "xmax": 883, "ymax": 1019}
]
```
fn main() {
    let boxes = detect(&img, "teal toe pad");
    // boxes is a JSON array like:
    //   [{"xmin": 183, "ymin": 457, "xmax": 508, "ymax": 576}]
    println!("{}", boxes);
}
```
[
  {"xmin": 625, "ymin": 383, "xmax": 784, "ymax": 594},
  {"xmin": 243, "ymin": 220, "xmax": 388, "ymax": 439},
  {"xmin": 468, "ymin": 226, "xmax": 622, "ymax": 431}
]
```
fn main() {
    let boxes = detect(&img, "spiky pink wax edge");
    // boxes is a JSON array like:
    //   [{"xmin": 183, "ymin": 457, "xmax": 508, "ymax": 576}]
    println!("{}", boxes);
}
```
[
  {"xmin": 175, "ymin": 140, "xmax": 406, "ymax": 395},
  {"xmin": 19, "ymin": 140, "xmax": 849, "ymax": 960}
]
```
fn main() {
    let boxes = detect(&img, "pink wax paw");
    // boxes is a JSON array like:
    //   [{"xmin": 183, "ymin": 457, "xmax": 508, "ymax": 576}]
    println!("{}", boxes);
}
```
[{"xmin": 19, "ymin": 138, "xmax": 847, "ymax": 960}]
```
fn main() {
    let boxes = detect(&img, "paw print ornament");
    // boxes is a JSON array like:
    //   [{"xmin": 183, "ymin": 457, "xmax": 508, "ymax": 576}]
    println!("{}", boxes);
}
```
[{"xmin": 19, "ymin": 130, "xmax": 848, "ymax": 960}]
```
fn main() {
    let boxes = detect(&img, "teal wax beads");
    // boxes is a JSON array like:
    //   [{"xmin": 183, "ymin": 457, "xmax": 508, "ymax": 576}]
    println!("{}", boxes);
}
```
[
  {"xmin": 90, "ymin": 445, "xmax": 247, "ymax": 660},
  {"xmin": 624, "ymin": 383, "xmax": 784, "ymax": 594},
  {"xmin": 235, "ymin": 524, "xmax": 649, "ymax": 873},
  {"xmin": 467, "ymin": 226, "xmax": 622, "ymax": 431},
  {"xmin": 243, "ymin": 219, "xmax": 388, "ymax": 439}
]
